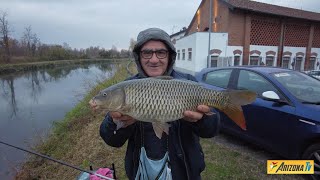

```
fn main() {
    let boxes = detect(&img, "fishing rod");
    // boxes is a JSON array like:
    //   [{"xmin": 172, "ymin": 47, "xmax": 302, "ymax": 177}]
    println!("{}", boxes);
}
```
[{"xmin": 0, "ymin": 140, "xmax": 115, "ymax": 180}]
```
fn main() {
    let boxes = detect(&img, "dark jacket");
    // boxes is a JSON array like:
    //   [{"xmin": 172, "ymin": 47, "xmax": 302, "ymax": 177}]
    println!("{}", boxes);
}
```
[{"xmin": 100, "ymin": 70, "xmax": 220, "ymax": 180}]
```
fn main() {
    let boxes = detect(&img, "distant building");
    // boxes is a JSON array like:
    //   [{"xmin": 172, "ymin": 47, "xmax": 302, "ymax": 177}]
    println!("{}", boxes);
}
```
[
  {"xmin": 170, "ymin": 27, "xmax": 187, "ymax": 44},
  {"xmin": 174, "ymin": 0, "xmax": 320, "ymax": 75}
]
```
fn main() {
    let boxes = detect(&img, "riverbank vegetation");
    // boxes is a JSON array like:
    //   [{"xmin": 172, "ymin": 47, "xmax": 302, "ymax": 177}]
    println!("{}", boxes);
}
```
[
  {"xmin": 0, "ymin": 11, "xmax": 136, "ymax": 65},
  {"xmin": 15, "ymin": 62, "xmax": 299, "ymax": 180},
  {"xmin": 0, "ymin": 58, "xmax": 127, "ymax": 75},
  {"xmin": 16, "ymin": 62, "xmax": 135, "ymax": 179}
]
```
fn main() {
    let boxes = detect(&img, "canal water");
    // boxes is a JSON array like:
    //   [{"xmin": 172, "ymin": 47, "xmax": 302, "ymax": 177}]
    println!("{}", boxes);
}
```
[{"xmin": 0, "ymin": 63, "xmax": 115, "ymax": 179}]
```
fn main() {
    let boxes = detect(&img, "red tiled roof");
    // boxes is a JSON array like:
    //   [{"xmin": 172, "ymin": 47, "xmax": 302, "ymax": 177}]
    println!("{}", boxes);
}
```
[{"xmin": 223, "ymin": 0, "xmax": 320, "ymax": 22}]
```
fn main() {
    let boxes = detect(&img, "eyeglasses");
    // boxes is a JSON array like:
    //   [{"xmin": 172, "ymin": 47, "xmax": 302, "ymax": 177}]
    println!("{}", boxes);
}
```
[{"xmin": 140, "ymin": 49, "xmax": 168, "ymax": 59}]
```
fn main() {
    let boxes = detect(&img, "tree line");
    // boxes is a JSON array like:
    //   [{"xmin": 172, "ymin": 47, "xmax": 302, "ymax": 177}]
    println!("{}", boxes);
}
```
[{"xmin": 0, "ymin": 11, "xmax": 136, "ymax": 64}]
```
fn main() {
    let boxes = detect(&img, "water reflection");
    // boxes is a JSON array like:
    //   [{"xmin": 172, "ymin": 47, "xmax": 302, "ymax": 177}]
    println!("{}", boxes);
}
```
[
  {"xmin": 0, "ymin": 63, "xmax": 113, "ymax": 120},
  {"xmin": 1, "ymin": 76, "xmax": 18, "ymax": 118},
  {"xmin": 0, "ymin": 62, "xmax": 115, "ymax": 179}
]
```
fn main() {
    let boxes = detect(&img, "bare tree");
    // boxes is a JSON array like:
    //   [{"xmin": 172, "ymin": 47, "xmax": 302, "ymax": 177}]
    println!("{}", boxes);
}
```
[
  {"xmin": 22, "ymin": 25, "xmax": 39, "ymax": 57},
  {"xmin": 110, "ymin": 45, "xmax": 119, "ymax": 58},
  {"xmin": 31, "ymin": 34, "xmax": 39, "ymax": 57},
  {"xmin": 120, "ymin": 49, "xmax": 130, "ymax": 58},
  {"xmin": 22, "ymin": 25, "xmax": 32, "ymax": 56},
  {"xmin": 129, "ymin": 38, "xmax": 136, "ymax": 51},
  {"xmin": 128, "ymin": 38, "xmax": 136, "ymax": 58},
  {"xmin": 0, "ymin": 11, "xmax": 11, "ymax": 63}
]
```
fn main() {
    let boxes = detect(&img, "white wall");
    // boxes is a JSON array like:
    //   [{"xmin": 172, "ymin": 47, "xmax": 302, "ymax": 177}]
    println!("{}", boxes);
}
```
[
  {"xmin": 311, "ymin": 48, "xmax": 320, "ymax": 70},
  {"xmin": 174, "ymin": 32, "xmax": 228, "ymax": 73},
  {"xmin": 171, "ymin": 33, "xmax": 186, "ymax": 44},
  {"xmin": 174, "ymin": 33, "xmax": 197, "ymax": 73},
  {"xmin": 174, "ymin": 33, "xmax": 314, "ymax": 74},
  {"xmin": 283, "ymin": 46, "xmax": 306, "ymax": 70},
  {"xmin": 250, "ymin": 45, "xmax": 278, "ymax": 66},
  {"xmin": 196, "ymin": 33, "xmax": 229, "ymax": 72},
  {"xmin": 226, "ymin": 46, "xmax": 243, "ymax": 66}
]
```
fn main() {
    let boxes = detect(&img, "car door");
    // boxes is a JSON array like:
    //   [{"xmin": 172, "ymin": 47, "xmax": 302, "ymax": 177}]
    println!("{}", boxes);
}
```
[{"xmin": 230, "ymin": 69, "xmax": 296, "ymax": 155}]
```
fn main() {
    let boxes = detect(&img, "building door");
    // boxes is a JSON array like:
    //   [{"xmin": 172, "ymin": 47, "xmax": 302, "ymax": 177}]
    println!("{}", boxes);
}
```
[
  {"xmin": 211, "ymin": 56, "xmax": 218, "ymax": 67},
  {"xmin": 309, "ymin": 57, "xmax": 316, "ymax": 70},
  {"xmin": 266, "ymin": 56, "xmax": 274, "ymax": 66},
  {"xmin": 294, "ymin": 57, "xmax": 303, "ymax": 71},
  {"xmin": 249, "ymin": 56, "xmax": 260, "ymax": 65},
  {"xmin": 234, "ymin": 56, "xmax": 240, "ymax": 66},
  {"xmin": 282, "ymin": 57, "xmax": 290, "ymax": 69}
]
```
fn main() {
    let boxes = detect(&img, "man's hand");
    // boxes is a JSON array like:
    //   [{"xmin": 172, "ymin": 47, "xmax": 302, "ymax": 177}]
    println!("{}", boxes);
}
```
[
  {"xmin": 183, "ymin": 105, "xmax": 212, "ymax": 123},
  {"xmin": 110, "ymin": 112, "xmax": 136, "ymax": 128}
]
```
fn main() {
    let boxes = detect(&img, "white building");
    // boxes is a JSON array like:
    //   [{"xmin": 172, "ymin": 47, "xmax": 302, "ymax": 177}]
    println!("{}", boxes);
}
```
[{"xmin": 173, "ymin": 0, "xmax": 320, "ymax": 75}]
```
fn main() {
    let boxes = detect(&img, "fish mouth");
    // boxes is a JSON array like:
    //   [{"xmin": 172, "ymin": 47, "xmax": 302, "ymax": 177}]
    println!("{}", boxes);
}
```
[{"xmin": 89, "ymin": 99, "xmax": 100, "ymax": 110}]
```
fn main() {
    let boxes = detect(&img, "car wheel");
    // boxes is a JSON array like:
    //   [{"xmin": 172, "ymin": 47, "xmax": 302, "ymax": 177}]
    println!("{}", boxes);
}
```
[{"xmin": 302, "ymin": 143, "xmax": 320, "ymax": 180}]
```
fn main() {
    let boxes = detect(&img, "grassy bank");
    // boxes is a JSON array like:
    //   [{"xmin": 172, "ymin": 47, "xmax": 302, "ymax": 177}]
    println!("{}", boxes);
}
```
[
  {"xmin": 16, "ymin": 62, "xmax": 300, "ymax": 180},
  {"xmin": 16, "ymin": 62, "xmax": 135, "ymax": 179},
  {"xmin": 0, "ymin": 59, "xmax": 127, "ymax": 75}
]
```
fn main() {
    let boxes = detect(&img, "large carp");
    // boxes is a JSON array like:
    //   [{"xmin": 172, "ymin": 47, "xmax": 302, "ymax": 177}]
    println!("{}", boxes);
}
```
[{"xmin": 89, "ymin": 76, "xmax": 256, "ymax": 139}]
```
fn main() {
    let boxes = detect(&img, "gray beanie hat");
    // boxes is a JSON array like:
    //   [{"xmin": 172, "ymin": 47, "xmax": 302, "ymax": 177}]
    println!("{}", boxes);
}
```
[{"xmin": 133, "ymin": 28, "xmax": 177, "ymax": 77}]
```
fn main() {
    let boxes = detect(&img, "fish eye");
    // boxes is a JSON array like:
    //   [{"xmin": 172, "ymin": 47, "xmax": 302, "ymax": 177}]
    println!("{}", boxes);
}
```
[{"xmin": 103, "ymin": 92, "xmax": 107, "ymax": 96}]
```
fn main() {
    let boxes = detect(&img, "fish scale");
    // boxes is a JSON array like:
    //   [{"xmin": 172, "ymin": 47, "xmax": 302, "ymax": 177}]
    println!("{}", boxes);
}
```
[
  {"xmin": 122, "ymin": 78, "xmax": 221, "ymax": 122},
  {"xmin": 90, "ymin": 76, "xmax": 257, "ymax": 138}
]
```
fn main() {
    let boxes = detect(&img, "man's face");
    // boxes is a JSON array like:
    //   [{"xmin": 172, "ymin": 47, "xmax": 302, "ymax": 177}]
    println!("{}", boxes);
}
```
[{"xmin": 140, "ymin": 40, "xmax": 169, "ymax": 77}]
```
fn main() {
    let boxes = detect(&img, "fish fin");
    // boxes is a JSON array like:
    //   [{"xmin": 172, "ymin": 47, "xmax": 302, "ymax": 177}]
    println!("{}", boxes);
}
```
[
  {"xmin": 221, "ymin": 104, "xmax": 247, "ymax": 130},
  {"xmin": 152, "ymin": 122, "xmax": 170, "ymax": 139},
  {"xmin": 152, "ymin": 76, "xmax": 173, "ymax": 80},
  {"xmin": 226, "ymin": 90, "xmax": 257, "ymax": 106},
  {"xmin": 113, "ymin": 119, "xmax": 125, "ymax": 130},
  {"xmin": 220, "ymin": 90, "xmax": 257, "ymax": 130}
]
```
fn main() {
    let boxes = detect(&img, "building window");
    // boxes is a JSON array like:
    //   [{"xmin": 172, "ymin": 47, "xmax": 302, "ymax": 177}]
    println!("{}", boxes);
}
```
[
  {"xmin": 266, "ymin": 56, "xmax": 274, "ymax": 66},
  {"xmin": 182, "ymin": 49, "xmax": 185, "ymax": 60},
  {"xmin": 309, "ymin": 57, "xmax": 316, "ymax": 70},
  {"xmin": 282, "ymin": 57, "xmax": 290, "ymax": 69},
  {"xmin": 211, "ymin": 56, "xmax": 218, "ymax": 67},
  {"xmin": 294, "ymin": 57, "xmax": 303, "ymax": 71},
  {"xmin": 177, "ymin": 50, "xmax": 180, "ymax": 60},
  {"xmin": 234, "ymin": 56, "xmax": 240, "ymax": 66},
  {"xmin": 188, "ymin": 48, "xmax": 192, "ymax": 61},
  {"xmin": 249, "ymin": 56, "xmax": 260, "ymax": 65}
]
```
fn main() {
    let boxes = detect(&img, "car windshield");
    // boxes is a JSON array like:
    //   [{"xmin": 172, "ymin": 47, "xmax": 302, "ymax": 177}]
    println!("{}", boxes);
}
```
[{"xmin": 272, "ymin": 71, "xmax": 320, "ymax": 104}]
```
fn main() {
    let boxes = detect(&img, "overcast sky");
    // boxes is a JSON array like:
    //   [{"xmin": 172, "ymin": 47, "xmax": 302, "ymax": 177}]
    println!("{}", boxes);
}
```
[{"xmin": 1, "ymin": 0, "xmax": 319, "ymax": 50}]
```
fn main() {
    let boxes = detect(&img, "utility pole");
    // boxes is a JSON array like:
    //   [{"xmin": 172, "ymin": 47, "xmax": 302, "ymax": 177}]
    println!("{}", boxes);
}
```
[{"xmin": 207, "ymin": 0, "xmax": 213, "ymax": 68}]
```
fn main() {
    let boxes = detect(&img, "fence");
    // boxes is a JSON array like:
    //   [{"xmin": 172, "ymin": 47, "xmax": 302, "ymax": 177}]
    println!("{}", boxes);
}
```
[{"xmin": 209, "ymin": 56, "xmax": 320, "ymax": 71}]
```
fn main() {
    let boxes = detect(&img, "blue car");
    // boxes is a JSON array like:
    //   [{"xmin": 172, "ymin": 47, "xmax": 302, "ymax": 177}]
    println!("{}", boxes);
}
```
[{"xmin": 196, "ymin": 66, "xmax": 320, "ymax": 178}]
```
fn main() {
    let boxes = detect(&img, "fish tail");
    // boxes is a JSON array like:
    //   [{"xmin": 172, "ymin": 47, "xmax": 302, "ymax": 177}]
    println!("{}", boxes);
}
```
[{"xmin": 214, "ymin": 90, "xmax": 256, "ymax": 130}]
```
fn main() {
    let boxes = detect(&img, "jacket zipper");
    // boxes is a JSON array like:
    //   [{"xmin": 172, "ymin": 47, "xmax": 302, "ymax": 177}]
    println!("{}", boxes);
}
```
[
  {"xmin": 133, "ymin": 122, "xmax": 142, "ymax": 179},
  {"xmin": 178, "ymin": 120, "xmax": 190, "ymax": 180}
]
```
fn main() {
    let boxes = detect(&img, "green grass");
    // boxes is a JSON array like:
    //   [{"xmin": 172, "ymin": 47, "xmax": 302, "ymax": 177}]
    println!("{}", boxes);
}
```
[
  {"xmin": 16, "ymin": 62, "xmax": 134, "ymax": 179},
  {"xmin": 201, "ymin": 139, "xmax": 303, "ymax": 180}
]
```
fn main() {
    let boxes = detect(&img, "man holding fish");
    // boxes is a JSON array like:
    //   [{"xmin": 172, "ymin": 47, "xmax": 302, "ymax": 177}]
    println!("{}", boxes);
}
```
[{"xmin": 92, "ymin": 28, "xmax": 256, "ymax": 180}]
